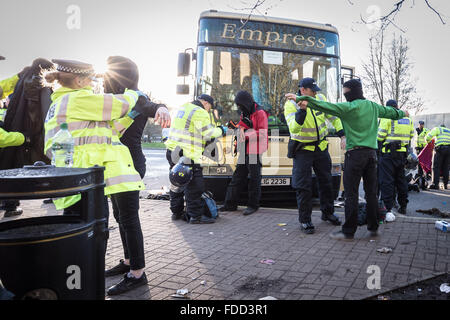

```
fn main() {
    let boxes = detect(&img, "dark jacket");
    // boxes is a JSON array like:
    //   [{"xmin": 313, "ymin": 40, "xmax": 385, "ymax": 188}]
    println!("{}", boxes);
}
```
[
  {"xmin": 0, "ymin": 70, "xmax": 52, "ymax": 169},
  {"xmin": 120, "ymin": 94, "xmax": 161, "ymax": 177}
]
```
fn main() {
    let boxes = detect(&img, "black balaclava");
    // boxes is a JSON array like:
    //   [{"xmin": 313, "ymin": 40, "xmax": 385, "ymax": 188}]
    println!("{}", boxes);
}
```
[
  {"xmin": 234, "ymin": 90, "xmax": 255, "ymax": 116},
  {"xmin": 343, "ymin": 79, "xmax": 365, "ymax": 102},
  {"xmin": 104, "ymin": 56, "xmax": 139, "ymax": 94}
]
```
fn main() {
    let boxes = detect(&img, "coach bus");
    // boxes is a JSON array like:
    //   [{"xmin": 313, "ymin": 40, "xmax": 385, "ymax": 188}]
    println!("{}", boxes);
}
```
[{"xmin": 176, "ymin": 10, "xmax": 350, "ymax": 205}]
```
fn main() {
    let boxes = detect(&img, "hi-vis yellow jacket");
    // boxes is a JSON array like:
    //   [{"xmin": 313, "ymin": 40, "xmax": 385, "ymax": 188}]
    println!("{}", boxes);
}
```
[
  {"xmin": 44, "ymin": 86, "xmax": 143, "ymax": 210},
  {"xmin": 165, "ymin": 102, "xmax": 223, "ymax": 163},
  {"xmin": 416, "ymin": 128, "xmax": 430, "ymax": 148},
  {"xmin": 426, "ymin": 126, "xmax": 450, "ymax": 147},
  {"xmin": 377, "ymin": 117, "xmax": 414, "ymax": 153},
  {"xmin": 0, "ymin": 74, "xmax": 19, "ymax": 100},
  {"xmin": 0, "ymin": 127, "xmax": 24, "ymax": 148},
  {"xmin": 283, "ymin": 94, "xmax": 343, "ymax": 152}
]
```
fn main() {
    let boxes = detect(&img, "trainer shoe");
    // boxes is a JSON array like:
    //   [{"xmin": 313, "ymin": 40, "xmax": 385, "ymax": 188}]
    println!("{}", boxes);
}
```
[
  {"xmin": 106, "ymin": 272, "xmax": 148, "ymax": 296},
  {"xmin": 189, "ymin": 215, "xmax": 216, "ymax": 224},
  {"xmin": 218, "ymin": 206, "xmax": 237, "ymax": 212},
  {"xmin": 3, "ymin": 208, "xmax": 23, "ymax": 218},
  {"xmin": 321, "ymin": 213, "xmax": 341, "ymax": 226},
  {"xmin": 243, "ymin": 207, "xmax": 258, "ymax": 216},
  {"xmin": 398, "ymin": 207, "xmax": 407, "ymax": 215},
  {"xmin": 300, "ymin": 222, "xmax": 315, "ymax": 234},
  {"xmin": 105, "ymin": 259, "xmax": 130, "ymax": 277}
]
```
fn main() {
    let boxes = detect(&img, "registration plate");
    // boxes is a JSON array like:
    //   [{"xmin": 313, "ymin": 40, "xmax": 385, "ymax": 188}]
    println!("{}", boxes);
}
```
[{"xmin": 261, "ymin": 178, "xmax": 290, "ymax": 186}]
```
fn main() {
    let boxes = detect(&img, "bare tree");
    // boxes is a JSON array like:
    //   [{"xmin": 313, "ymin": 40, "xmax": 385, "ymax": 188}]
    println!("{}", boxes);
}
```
[
  {"xmin": 357, "ymin": 0, "xmax": 446, "ymax": 32},
  {"xmin": 361, "ymin": 33, "xmax": 425, "ymax": 115},
  {"xmin": 361, "ymin": 30, "xmax": 386, "ymax": 105}
]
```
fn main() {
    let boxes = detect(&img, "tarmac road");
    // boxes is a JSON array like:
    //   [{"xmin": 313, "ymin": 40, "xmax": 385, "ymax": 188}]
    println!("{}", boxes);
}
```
[{"xmin": 142, "ymin": 147, "xmax": 450, "ymax": 219}]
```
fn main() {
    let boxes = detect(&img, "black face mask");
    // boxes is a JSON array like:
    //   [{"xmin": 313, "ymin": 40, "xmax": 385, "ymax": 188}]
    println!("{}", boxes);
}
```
[{"xmin": 344, "ymin": 88, "xmax": 365, "ymax": 102}]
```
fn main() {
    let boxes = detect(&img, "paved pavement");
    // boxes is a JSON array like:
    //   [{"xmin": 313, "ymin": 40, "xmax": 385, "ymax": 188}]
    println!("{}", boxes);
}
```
[{"xmin": 3, "ymin": 195, "xmax": 449, "ymax": 300}]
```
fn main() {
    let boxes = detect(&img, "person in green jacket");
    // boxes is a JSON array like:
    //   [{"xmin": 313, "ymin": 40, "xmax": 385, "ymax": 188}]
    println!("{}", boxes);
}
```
[{"xmin": 286, "ymin": 79, "xmax": 408, "ymax": 241}]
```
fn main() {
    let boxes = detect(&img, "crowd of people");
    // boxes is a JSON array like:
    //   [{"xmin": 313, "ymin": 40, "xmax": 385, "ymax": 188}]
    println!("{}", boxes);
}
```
[{"xmin": 0, "ymin": 56, "xmax": 449, "ymax": 297}]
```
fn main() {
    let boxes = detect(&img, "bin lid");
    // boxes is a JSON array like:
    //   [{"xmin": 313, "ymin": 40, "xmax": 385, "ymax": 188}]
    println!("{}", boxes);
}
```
[{"xmin": 0, "ymin": 162, "xmax": 105, "ymax": 200}]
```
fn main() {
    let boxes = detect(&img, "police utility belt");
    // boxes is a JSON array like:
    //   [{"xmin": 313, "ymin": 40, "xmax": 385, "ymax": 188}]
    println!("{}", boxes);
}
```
[{"xmin": 287, "ymin": 138, "xmax": 322, "ymax": 158}]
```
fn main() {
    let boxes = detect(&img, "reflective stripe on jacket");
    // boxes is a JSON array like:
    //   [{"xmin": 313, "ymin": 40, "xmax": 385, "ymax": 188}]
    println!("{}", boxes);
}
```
[
  {"xmin": 426, "ymin": 126, "xmax": 450, "ymax": 147},
  {"xmin": 44, "ymin": 86, "xmax": 143, "ymax": 210},
  {"xmin": 377, "ymin": 117, "xmax": 414, "ymax": 153},
  {"xmin": 283, "ymin": 95, "xmax": 343, "ymax": 152},
  {"xmin": 165, "ymin": 102, "xmax": 222, "ymax": 163}
]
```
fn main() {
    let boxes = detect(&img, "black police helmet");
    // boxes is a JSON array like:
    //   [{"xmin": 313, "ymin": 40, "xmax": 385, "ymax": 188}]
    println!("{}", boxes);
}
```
[{"xmin": 169, "ymin": 163, "xmax": 193, "ymax": 187}]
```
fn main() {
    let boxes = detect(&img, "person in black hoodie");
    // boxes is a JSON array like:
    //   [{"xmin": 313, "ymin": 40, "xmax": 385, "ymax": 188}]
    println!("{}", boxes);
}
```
[
  {"xmin": 102, "ymin": 56, "xmax": 170, "ymax": 296},
  {"xmin": 0, "ymin": 58, "xmax": 53, "ymax": 218},
  {"xmin": 219, "ymin": 91, "xmax": 268, "ymax": 216}
]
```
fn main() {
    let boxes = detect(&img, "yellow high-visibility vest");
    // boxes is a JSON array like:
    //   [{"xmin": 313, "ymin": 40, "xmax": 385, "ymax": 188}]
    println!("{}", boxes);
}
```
[
  {"xmin": 426, "ymin": 126, "xmax": 450, "ymax": 147},
  {"xmin": 44, "ymin": 86, "xmax": 143, "ymax": 210},
  {"xmin": 165, "ymin": 102, "xmax": 222, "ymax": 163},
  {"xmin": 283, "ymin": 94, "xmax": 343, "ymax": 152},
  {"xmin": 416, "ymin": 128, "xmax": 429, "ymax": 148},
  {"xmin": 377, "ymin": 117, "xmax": 414, "ymax": 153}
]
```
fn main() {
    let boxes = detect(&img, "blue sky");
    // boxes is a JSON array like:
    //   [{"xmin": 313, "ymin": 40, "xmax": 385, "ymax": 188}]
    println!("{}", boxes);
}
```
[{"xmin": 1, "ymin": 0, "xmax": 448, "ymax": 114}]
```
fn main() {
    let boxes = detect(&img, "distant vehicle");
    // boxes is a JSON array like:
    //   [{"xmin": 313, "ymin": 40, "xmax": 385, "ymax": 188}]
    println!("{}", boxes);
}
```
[{"xmin": 176, "ymin": 10, "xmax": 355, "ymax": 204}]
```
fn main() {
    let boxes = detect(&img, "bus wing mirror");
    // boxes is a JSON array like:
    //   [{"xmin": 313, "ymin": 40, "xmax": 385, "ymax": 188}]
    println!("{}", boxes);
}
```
[
  {"xmin": 176, "ymin": 84, "xmax": 190, "ymax": 95},
  {"xmin": 177, "ymin": 53, "xmax": 191, "ymax": 77}
]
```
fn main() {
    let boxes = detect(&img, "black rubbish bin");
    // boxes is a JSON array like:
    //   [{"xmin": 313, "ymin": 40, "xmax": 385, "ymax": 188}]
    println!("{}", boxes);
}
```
[{"xmin": 0, "ymin": 163, "xmax": 107, "ymax": 300}]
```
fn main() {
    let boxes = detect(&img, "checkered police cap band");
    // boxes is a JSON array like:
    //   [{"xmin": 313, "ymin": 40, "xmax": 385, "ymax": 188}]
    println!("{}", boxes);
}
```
[
  {"xmin": 56, "ymin": 65, "xmax": 94, "ymax": 75},
  {"xmin": 52, "ymin": 59, "xmax": 94, "ymax": 75}
]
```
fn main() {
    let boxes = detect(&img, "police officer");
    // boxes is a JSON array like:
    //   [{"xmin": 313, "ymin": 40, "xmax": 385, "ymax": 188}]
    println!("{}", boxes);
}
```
[
  {"xmin": 165, "ymin": 94, "xmax": 227, "ymax": 223},
  {"xmin": 377, "ymin": 100, "xmax": 414, "ymax": 215},
  {"xmin": 283, "ymin": 78, "xmax": 343, "ymax": 234},
  {"xmin": 416, "ymin": 121, "xmax": 429, "ymax": 153},
  {"xmin": 44, "ymin": 59, "xmax": 145, "ymax": 213},
  {"xmin": 426, "ymin": 124, "xmax": 450, "ymax": 189}
]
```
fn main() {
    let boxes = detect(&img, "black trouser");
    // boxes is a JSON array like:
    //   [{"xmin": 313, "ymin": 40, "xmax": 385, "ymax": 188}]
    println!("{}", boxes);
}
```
[
  {"xmin": 432, "ymin": 145, "xmax": 450, "ymax": 186},
  {"xmin": 166, "ymin": 149, "xmax": 185, "ymax": 215},
  {"xmin": 111, "ymin": 191, "xmax": 145, "ymax": 270},
  {"xmin": 342, "ymin": 148, "xmax": 379, "ymax": 236},
  {"xmin": 291, "ymin": 148, "xmax": 334, "ymax": 224},
  {"xmin": 166, "ymin": 149, "xmax": 205, "ymax": 219},
  {"xmin": 223, "ymin": 154, "xmax": 262, "ymax": 210},
  {"xmin": 379, "ymin": 152, "xmax": 408, "ymax": 211}
]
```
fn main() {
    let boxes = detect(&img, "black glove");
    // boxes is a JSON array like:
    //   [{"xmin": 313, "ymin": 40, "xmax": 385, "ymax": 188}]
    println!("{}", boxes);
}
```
[{"xmin": 242, "ymin": 117, "xmax": 253, "ymax": 128}]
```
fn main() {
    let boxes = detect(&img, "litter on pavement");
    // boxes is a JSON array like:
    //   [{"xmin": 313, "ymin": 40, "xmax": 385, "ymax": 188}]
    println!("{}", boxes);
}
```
[
  {"xmin": 376, "ymin": 247, "xmax": 393, "ymax": 254},
  {"xmin": 260, "ymin": 259, "xmax": 275, "ymax": 265},
  {"xmin": 171, "ymin": 289, "xmax": 190, "ymax": 299},
  {"xmin": 439, "ymin": 283, "xmax": 450, "ymax": 293},
  {"xmin": 435, "ymin": 220, "xmax": 449, "ymax": 232}
]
